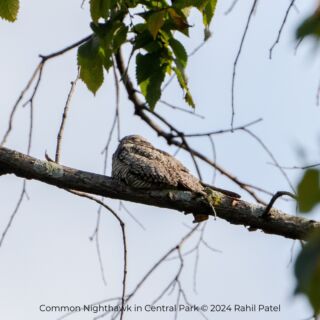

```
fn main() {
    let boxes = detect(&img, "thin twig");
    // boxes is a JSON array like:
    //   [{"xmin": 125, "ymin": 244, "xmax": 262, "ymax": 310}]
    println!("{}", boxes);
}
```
[
  {"xmin": 269, "ymin": 0, "xmax": 296, "ymax": 59},
  {"xmin": 262, "ymin": 191, "xmax": 297, "ymax": 217},
  {"xmin": 112, "ymin": 55, "xmax": 121, "ymax": 141},
  {"xmin": 242, "ymin": 128, "xmax": 296, "ymax": 193},
  {"xmin": 224, "ymin": 0, "xmax": 240, "ymax": 15},
  {"xmin": 159, "ymin": 99, "xmax": 205, "ymax": 119},
  {"xmin": 183, "ymin": 118, "xmax": 262, "ymax": 137},
  {"xmin": 181, "ymin": 135, "xmax": 203, "ymax": 180},
  {"xmin": 267, "ymin": 162, "xmax": 320, "ymax": 170},
  {"xmin": 90, "ymin": 205, "xmax": 108, "ymax": 286},
  {"xmin": 23, "ymin": 63, "xmax": 45, "ymax": 155},
  {"xmin": 55, "ymin": 69, "xmax": 80, "ymax": 163},
  {"xmin": 119, "ymin": 201, "xmax": 146, "ymax": 231},
  {"xmin": 231, "ymin": 0, "xmax": 259, "ymax": 128},
  {"xmin": 39, "ymin": 34, "xmax": 92, "ymax": 61},
  {"xmin": 1, "ymin": 64, "xmax": 41, "ymax": 147},
  {"xmin": 0, "ymin": 180, "xmax": 28, "ymax": 247}
]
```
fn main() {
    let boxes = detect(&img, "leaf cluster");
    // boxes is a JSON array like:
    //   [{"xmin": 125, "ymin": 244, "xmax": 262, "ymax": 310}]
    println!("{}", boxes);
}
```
[{"xmin": 76, "ymin": 0, "xmax": 217, "ymax": 108}]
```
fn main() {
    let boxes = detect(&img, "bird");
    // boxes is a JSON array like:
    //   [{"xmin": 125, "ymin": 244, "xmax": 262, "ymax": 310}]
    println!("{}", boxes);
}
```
[{"xmin": 112, "ymin": 135, "xmax": 239, "ymax": 222}]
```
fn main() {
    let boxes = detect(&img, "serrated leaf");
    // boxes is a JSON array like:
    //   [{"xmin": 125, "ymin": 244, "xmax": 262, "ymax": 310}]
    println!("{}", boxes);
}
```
[
  {"xmin": 295, "ymin": 231, "xmax": 320, "ymax": 314},
  {"xmin": 173, "ymin": 66, "xmax": 195, "ymax": 107},
  {"xmin": 297, "ymin": 169, "xmax": 320, "ymax": 213},
  {"xmin": 169, "ymin": 38, "xmax": 187, "ymax": 68},
  {"xmin": 0, "ymin": 0, "xmax": 19, "ymax": 22},
  {"xmin": 147, "ymin": 10, "xmax": 166, "ymax": 39},
  {"xmin": 136, "ymin": 52, "xmax": 166, "ymax": 110},
  {"xmin": 202, "ymin": 0, "xmax": 217, "ymax": 26},
  {"xmin": 77, "ymin": 37, "xmax": 104, "ymax": 94}
]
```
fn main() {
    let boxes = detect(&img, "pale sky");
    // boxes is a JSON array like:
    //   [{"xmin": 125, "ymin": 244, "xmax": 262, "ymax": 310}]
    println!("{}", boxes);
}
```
[{"xmin": 0, "ymin": 0, "xmax": 319, "ymax": 319}]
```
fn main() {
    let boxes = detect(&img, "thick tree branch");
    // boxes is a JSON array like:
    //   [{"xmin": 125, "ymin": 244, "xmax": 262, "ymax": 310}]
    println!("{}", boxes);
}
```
[{"xmin": 0, "ymin": 147, "xmax": 319, "ymax": 240}]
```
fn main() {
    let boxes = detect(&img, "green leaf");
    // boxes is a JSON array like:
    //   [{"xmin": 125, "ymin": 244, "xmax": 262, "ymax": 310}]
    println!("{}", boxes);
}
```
[
  {"xmin": 295, "ymin": 231, "xmax": 320, "ymax": 315},
  {"xmin": 202, "ymin": 0, "xmax": 217, "ymax": 26},
  {"xmin": 172, "ymin": 0, "xmax": 208, "ymax": 10},
  {"xmin": 0, "ymin": 0, "xmax": 19, "ymax": 22},
  {"xmin": 91, "ymin": 21, "xmax": 127, "ymax": 51},
  {"xmin": 172, "ymin": 0, "xmax": 217, "ymax": 26},
  {"xmin": 90, "ymin": 0, "xmax": 113, "ymax": 22},
  {"xmin": 296, "ymin": 12, "xmax": 320, "ymax": 39},
  {"xmin": 169, "ymin": 38, "xmax": 187, "ymax": 68},
  {"xmin": 297, "ymin": 169, "xmax": 320, "ymax": 213},
  {"xmin": 147, "ymin": 10, "xmax": 166, "ymax": 39},
  {"xmin": 136, "ymin": 52, "xmax": 166, "ymax": 110},
  {"xmin": 77, "ymin": 37, "xmax": 104, "ymax": 94},
  {"xmin": 173, "ymin": 66, "xmax": 195, "ymax": 107}
]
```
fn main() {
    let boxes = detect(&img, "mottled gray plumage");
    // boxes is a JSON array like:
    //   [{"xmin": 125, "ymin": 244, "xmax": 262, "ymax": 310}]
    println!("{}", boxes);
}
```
[{"xmin": 112, "ymin": 135, "xmax": 205, "ymax": 194}]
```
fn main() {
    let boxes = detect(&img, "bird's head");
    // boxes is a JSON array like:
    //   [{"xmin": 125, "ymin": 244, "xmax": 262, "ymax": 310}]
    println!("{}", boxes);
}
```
[{"xmin": 119, "ymin": 135, "xmax": 152, "ymax": 147}]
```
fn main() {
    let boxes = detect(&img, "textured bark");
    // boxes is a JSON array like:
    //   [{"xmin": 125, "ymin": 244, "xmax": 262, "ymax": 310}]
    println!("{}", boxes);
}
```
[{"xmin": 0, "ymin": 146, "xmax": 319, "ymax": 240}]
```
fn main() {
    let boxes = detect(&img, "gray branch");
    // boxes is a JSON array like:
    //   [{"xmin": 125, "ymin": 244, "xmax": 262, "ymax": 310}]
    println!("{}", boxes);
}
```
[{"xmin": 0, "ymin": 146, "xmax": 319, "ymax": 240}]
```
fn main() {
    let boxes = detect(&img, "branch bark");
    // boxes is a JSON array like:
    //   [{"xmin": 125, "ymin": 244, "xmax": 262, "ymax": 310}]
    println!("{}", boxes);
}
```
[{"xmin": 0, "ymin": 146, "xmax": 319, "ymax": 240}]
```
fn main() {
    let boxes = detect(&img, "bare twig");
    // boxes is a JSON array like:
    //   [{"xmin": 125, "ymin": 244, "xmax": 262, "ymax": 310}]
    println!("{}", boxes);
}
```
[
  {"xmin": 101, "ymin": 57, "xmax": 121, "ymax": 175},
  {"xmin": 1, "ymin": 63, "xmax": 41, "ymax": 147},
  {"xmin": 90, "ymin": 205, "xmax": 108, "ymax": 286},
  {"xmin": 224, "ymin": 0, "xmax": 240, "ymax": 15},
  {"xmin": 231, "ymin": 0, "xmax": 259, "ymax": 128},
  {"xmin": 159, "ymin": 100, "xmax": 205, "ymax": 119},
  {"xmin": 242, "ymin": 128, "xmax": 296, "ymax": 193},
  {"xmin": 23, "ymin": 63, "xmax": 45, "ymax": 154},
  {"xmin": 269, "ymin": 0, "xmax": 296, "ymax": 59},
  {"xmin": 183, "ymin": 118, "xmax": 262, "ymax": 137},
  {"xmin": 55, "ymin": 69, "xmax": 80, "ymax": 163},
  {"xmin": 263, "ymin": 191, "xmax": 297, "ymax": 217},
  {"xmin": 119, "ymin": 201, "xmax": 146, "ymax": 231},
  {"xmin": 267, "ymin": 162, "xmax": 320, "ymax": 170},
  {"xmin": 112, "ymin": 56, "xmax": 121, "ymax": 141},
  {"xmin": 39, "ymin": 35, "xmax": 92, "ymax": 61},
  {"xmin": 0, "ymin": 180, "xmax": 28, "ymax": 247}
]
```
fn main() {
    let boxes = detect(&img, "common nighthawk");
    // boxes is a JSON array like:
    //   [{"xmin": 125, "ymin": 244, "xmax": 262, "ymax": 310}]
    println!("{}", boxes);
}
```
[{"xmin": 112, "ymin": 135, "xmax": 239, "ymax": 222}]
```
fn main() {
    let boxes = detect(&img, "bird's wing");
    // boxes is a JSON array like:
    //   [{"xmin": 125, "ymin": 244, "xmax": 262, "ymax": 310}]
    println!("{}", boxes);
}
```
[{"xmin": 118, "ymin": 147, "xmax": 179, "ymax": 187}]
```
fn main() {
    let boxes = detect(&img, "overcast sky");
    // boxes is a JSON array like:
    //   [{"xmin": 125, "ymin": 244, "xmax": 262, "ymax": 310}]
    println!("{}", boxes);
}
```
[{"xmin": 1, "ymin": 0, "xmax": 319, "ymax": 319}]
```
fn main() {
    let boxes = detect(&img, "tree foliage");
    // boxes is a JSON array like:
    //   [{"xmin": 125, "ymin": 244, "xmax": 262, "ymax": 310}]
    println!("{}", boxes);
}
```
[{"xmin": 78, "ymin": 0, "xmax": 217, "ymax": 108}]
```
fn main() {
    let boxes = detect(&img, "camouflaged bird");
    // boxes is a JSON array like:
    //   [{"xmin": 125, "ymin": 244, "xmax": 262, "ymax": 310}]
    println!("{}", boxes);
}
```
[{"xmin": 112, "ymin": 135, "xmax": 239, "ymax": 222}]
